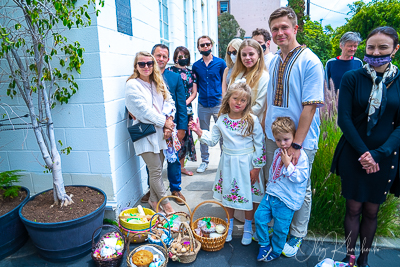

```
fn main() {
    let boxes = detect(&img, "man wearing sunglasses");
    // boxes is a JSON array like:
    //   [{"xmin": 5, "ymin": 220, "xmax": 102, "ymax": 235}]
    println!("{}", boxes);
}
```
[
  {"xmin": 192, "ymin": 35, "xmax": 227, "ymax": 173},
  {"xmin": 252, "ymin": 28, "xmax": 274, "ymax": 72},
  {"xmin": 139, "ymin": 44, "xmax": 187, "ymax": 205}
]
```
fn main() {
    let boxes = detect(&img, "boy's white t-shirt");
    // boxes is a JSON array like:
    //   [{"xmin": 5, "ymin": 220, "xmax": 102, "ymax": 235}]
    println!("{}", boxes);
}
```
[{"xmin": 265, "ymin": 47, "xmax": 325, "ymax": 150}]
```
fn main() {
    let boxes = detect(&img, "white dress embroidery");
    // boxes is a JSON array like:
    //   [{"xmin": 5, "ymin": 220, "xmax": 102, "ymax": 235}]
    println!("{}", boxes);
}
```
[{"xmin": 200, "ymin": 114, "xmax": 266, "ymax": 210}]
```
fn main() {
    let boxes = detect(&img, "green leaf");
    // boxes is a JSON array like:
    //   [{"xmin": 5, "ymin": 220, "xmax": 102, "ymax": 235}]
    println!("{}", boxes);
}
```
[{"xmin": 60, "ymin": 59, "xmax": 65, "ymax": 67}]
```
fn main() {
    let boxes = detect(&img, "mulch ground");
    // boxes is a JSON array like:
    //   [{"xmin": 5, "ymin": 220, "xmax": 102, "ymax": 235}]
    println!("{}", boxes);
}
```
[
  {"xmin": 0, "ymin": 189, "xmax": 28, "ymax": 217},
  {"xmin": 21, "ymin": 186, "xmax": 104, "ymax": 223}
]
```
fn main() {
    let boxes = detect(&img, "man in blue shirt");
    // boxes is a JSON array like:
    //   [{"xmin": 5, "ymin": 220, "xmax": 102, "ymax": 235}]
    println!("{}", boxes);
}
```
[
  {"xmin": 325, "ymin": 32, "xmax": 363, "ymax": 91},
  {"xmin": 192, "ymin": 35, "xmax": 227, "ymax": 173},
  {"xmin": 141, "ymin": 44, "xmax": 187, "ymax": 205}
]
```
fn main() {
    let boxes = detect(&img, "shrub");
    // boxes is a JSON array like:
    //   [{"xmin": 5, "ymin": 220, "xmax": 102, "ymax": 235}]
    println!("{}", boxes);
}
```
[
  {"xmin": 0, "ymin": 170, "xmax": 23, "ymax": 199},
  {"xmin": 309, "ymin": 82, "xmax": 400, "ymax": 237}
]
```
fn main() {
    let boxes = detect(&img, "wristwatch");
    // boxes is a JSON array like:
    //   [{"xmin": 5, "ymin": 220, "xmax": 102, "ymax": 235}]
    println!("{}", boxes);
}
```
[{"xmin": 291, "ymin": 142, "xmax": 302, "ymax": 150}]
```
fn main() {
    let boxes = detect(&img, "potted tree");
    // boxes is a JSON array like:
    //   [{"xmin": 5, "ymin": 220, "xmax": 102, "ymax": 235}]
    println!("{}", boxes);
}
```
[
  {"xmin": 0, "ymin": 170, "xmax": 30, "ymax": 260},
  {"xmin": 0, "ymin": 0, "xmax": 107, "ymax": 261}
]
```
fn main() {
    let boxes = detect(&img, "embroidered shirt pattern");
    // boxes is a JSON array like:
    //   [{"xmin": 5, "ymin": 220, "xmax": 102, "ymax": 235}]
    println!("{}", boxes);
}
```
[{"xmin": 272, "ymin": 45, "xmax": 307, "ymax": 107}]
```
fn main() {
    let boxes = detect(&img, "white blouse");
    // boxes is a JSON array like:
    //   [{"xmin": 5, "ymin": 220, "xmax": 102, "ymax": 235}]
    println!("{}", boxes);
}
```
[{"xmin": 125, "ymin": 78, "xmax": 175, "ymax": 155}]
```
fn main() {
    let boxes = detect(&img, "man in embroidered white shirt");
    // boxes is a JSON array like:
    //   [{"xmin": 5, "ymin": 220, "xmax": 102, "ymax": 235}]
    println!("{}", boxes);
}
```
[{"xmin": 261, "ymin": 7, "xmax": 324, "ymax": 258}]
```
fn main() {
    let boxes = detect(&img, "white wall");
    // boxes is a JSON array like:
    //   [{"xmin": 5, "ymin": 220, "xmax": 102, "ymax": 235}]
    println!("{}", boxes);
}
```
[{"xmin": 0, "ymin": 0, "xmax": 218, "ymax": 219}]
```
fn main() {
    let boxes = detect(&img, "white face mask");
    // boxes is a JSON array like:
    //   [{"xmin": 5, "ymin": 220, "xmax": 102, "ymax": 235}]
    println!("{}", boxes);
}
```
[{"xmin": 230, "ymin": 54, "xmax": 237, "ymax": 63}]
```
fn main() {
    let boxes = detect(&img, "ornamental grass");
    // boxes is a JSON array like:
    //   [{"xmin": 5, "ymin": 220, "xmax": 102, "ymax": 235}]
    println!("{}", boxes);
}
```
[{"xmin": 308, "ymin": 81, "xmax": 400, "ymax": 237}]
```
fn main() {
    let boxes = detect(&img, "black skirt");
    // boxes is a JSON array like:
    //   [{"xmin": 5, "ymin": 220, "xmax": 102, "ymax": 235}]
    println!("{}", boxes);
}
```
[{"xmin": 337, "ymin": 141, "xmax": 399, "ymax": 204}]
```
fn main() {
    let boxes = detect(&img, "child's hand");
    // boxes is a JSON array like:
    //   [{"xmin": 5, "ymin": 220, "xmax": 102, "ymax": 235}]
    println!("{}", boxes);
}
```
[
  {"xmin": 250, "ymin": 168, "xmax": 260, "ymax": 185},
  {"xmin": 189, "ymin": 118, "xmax": 202, "ymax": 138},
  {"xmin": 281, "ymin": 149, "xmax": 292, "ymax": 169}
]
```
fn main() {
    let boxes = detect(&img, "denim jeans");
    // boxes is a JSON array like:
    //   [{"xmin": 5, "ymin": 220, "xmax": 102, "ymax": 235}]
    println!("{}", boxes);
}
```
[
  {"xmin": 255, "ymin": 194, "xmax": 295, "ymax": 255},
  {"xmin": 167, "ymin": 151, "xmax": 181, "ymax": 192},
  {"xmin": 198, "ymin": 103, "xmax": 222, "ymax": 163}
]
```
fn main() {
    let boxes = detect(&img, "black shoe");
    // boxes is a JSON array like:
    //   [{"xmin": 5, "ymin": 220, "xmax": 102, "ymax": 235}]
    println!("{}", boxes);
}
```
[{"xmin": 357, "ymin": 257, "xmax": 371, "ymax": 267}]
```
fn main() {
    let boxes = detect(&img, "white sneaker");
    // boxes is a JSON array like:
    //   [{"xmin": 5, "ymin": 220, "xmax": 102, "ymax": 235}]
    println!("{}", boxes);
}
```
[
  {"xmin": 282, "ymin": 235, "xmax": 303, "ymax": 257},
  {"xmin": 197, "ymin": 162, "xmax": 208, "ymax": 173}
]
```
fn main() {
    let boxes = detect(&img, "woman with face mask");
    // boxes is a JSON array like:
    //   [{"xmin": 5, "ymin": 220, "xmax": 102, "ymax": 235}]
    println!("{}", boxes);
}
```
[
  {"xmin": 222, "ymin": 38, "xmax": 243, "ymax": 96},
  {"xmin": 331, "ymin": 26, "xmax": 400, "ymax": 267},
  {"xmin": 167, "ymin": 46, "xmax": 198, "ymax": 176}
]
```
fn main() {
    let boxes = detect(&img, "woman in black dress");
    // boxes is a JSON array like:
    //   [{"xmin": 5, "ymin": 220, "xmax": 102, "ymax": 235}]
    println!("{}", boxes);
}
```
[{"xmin": 332, "ymin": 27, "xmax": 400, "ymax": 267}]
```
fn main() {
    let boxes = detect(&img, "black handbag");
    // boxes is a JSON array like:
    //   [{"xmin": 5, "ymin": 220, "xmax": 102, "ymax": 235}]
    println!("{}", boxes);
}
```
[
  {"xmin": 127, "ymin": 83, "xmax": 157, "ymax": 142},
  {"xmin": 128, "ymin": 122, "xmax": 156, "ymax": 142}
]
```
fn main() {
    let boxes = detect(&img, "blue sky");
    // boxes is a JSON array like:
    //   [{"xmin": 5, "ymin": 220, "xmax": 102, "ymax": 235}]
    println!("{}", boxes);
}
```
[{"xmin": 280, "ymin": 0, "xmax": 372, "ymax": 29}]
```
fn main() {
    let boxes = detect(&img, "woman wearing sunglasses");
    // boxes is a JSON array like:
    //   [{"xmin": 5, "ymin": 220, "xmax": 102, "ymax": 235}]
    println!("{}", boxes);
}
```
[
  {"xmin": 125, "ymin": 51, "xmax": 176, "ymax": 214},
  {"xmin": 166, "ymin": 46, "xmax": 198, "ymax": 176},
  {"xmin": 222, "ymin": 38, "xmax": 243, "ymax": 96}
]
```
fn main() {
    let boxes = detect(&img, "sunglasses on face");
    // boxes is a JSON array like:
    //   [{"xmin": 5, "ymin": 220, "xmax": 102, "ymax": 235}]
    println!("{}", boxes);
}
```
[
  {"xmin": 227, "ymin": 51, "xmax": 237, "ymax": 56},
  {"xmin": 178, "ymin": 55, "xmax": 189, "ymax": 59},
  {"xmin": 199, "ymin": 42, "xmax": 212, "ymax": 48},
  {"xmin": 137, "ymin": 61, "xmax": 154, "ymax": 68}
]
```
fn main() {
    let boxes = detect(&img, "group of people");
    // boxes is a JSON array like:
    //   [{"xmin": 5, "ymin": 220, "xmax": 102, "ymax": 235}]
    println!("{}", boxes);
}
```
[{"xmin": 125, "ymin": 6, "xmax": 400, "ymax": 266}]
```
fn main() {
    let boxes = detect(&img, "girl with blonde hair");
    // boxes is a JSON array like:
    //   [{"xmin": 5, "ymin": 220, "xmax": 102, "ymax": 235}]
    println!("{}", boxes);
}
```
[
  {"xmin": 189, "ymin": 81, "xmax": 266, "ymax": 246},
  {"xmin": 230, "ymin": 39, "xmax": 269, "ymax": 122},
  {"xmin": 222, "ymin": 38, "xmax": 243, "ymax": 95},
  {"xmin": 126, "ymin": 51, "xmax": 176, "ymax": 214}
]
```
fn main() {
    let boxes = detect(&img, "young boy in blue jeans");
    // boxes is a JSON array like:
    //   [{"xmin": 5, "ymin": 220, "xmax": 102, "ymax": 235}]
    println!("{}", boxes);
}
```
[{"xmin": 254, "ymin": 117, "xmax": 310, "ymax": 262}]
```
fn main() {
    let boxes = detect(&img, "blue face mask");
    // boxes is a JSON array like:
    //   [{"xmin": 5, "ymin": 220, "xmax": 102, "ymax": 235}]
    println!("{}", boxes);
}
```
[{"xmin": 363, "ymin": 53, "xmax": 392, "ymax": 67}]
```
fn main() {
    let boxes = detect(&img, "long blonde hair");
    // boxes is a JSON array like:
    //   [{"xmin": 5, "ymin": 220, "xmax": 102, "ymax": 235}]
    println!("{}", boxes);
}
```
[
  {"xmin": 218, "ymin": 82, "xmax": 254, "ymax": 137},
  {"xmin": 127, "ymin": 51, "xmax": 169, "ymax": 100},
  {"xmin": 229, "ymin": 39, "xmax": 266, "ymax": 105},
  {"xmin": 225, "ymin": 38, "xmax": 243, "ymax": 69}
]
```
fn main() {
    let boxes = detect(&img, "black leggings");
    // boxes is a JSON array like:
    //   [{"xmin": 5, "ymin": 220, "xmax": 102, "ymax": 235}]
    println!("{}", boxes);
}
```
[{"xmin": 344, "ymin": 199, "xmax": 380, "ymax": 265}]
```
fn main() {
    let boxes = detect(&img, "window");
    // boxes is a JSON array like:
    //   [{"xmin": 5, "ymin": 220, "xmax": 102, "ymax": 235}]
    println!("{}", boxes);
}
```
[
  {"xmin": 184, "ymin": 0, "xmax": 188, "ymax": 47},
  {"xmin": 159, "ymin": 0, "xmax": 169, "ymax": 45},
  {"xmin": 220, "ymin": 1, "xmax": 229, "ymax": 13},
  {"xmin": 115, "ymin": 0, "xmax": 133, "ymax": 36}
]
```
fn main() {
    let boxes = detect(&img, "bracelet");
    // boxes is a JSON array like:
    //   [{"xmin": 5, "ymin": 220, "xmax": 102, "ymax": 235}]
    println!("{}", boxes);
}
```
[{"xmin": 291, "ymin": 142, "xmax": 302, "ymax": 150}]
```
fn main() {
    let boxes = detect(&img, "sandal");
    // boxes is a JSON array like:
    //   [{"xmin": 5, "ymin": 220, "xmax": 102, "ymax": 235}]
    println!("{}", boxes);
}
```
[{"xmin": 181, "ymin": 168, "xmax": 193, "ymax": 176}]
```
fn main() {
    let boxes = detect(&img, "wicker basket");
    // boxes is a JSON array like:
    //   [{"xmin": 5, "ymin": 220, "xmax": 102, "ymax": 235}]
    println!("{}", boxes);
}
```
[
  {"xmin": 190, "ymin": 200, "xmax": 229, "ymax": 252},
  {"xmin": 156, "ymin": 195, "xmax": 192, "ymax": 239},
  {"xmin": 126, "ymin": 233, "xmax": 168, "ymax": 267},
  {"xmin": 149, "ymin": 213, "xmax": 173, "ymax": 247},
  {"xmin": 168, "ymin": 222, "xmax": 201, "ymax": 263},
  {"xmin": 91, "ymin": 224, "xmax": 126, "ymax": 267},
  {"xmin": 119, "ymin": 221, "xmax": 155, "ymax": 244}
]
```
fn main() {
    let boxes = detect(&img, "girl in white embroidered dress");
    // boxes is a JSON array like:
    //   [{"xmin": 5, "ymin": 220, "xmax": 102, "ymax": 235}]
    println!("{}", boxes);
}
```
[{"xmin": 189, "ymin": 82, "xmax": 266, "ymax": 245}]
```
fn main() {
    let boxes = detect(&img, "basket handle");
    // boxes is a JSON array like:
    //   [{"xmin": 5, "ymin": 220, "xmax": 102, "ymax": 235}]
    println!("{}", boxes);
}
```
[
  {"xmin": 156, "ymin": 195, "xmax": 192, "ymax": 215},
  {"xmin": 126, "ymin": 232, "xmax": 168, "ymax": 255},
  {"xmin": 91, "ymin": 224, "xmax": 125, "ymax": 252},
  {"xmin": 179, "ymin": 222, "xmax": 195, "ymax": 252},
  {"xmin": 150, "ymin": 212, "xmax": 171, "ymax": 235},
  {"xmin": 190, "ymin": 200, "xmax": 230, "ymax": 230}
]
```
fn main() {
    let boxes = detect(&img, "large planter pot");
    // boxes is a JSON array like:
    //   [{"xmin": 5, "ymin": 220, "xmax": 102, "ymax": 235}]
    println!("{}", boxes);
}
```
[
  {"xmin": 19, "ymin": 185, "xmax": 107, "ymax": 262},
  {"xmin": 0, "ymin": 186, "xmax": 30, "ymax": 260}
]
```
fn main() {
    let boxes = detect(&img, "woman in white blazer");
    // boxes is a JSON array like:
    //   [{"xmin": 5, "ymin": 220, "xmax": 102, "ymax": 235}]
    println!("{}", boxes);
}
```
[{"xmin": 125, "ymin": 51, "xmax": 176, "ymax": 214}]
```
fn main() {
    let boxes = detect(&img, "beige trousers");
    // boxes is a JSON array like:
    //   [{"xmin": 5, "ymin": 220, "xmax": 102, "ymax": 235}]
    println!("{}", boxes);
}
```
[{"xmin": 141, "ymin": 151, "xmax": 169, "ymax": 206}]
